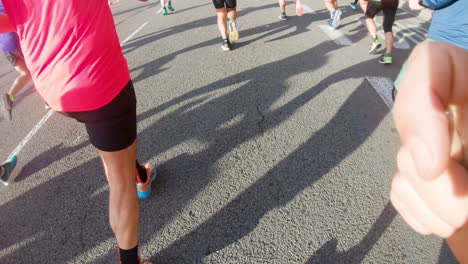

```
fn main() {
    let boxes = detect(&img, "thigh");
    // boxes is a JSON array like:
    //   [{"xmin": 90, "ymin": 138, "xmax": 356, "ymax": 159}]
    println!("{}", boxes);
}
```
[
  {"xmin": 212, "ymin": 0, "xmax": 225, "ymax": 9},
  {"xmin": 61, "ymin": 81, "xmax": 137, "ymax": 152},
  {"xmin": 365, "ymin": 0, "xmax": 382, "ymax": 18},
  {"xmin": 225, "ymin": 0, "xmax": 236, "ymax": 9}
]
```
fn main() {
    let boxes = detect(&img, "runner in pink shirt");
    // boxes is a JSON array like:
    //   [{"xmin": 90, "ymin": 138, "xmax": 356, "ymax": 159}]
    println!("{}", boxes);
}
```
[{"xmin": 0, "ymin": 1, "xmax": 153, "ymax": 263}]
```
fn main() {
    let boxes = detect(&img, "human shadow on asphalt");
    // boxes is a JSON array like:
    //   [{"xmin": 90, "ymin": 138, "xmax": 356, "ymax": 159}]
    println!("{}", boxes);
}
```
[
  {"xmin": 306, "ymin": 201, "xmax": 396, "ymax": 264},
  {"xmin": 0, "ymin": 5, "xmax": 426, "ymax": 264},
  {"xmin": 14, "ymin": 141, "xmax": 89, "ymax": 182}
]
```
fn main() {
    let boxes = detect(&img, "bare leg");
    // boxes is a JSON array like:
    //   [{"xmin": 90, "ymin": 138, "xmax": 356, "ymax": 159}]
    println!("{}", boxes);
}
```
[
  {"xmin": 160, "ymin": 0, "xmax": 166, "ymax": 8},
  {"xmin": 385, "ymin": 31, "xmax": 394, "ymax": 54},
  {"xmin": 360, "ymin": 0, "xmax": 368, "ymax": 13},
  {"xmin": 278, "ymin": 0, "xmax": 286, "ymax": 13},
  {"xmin": 324, "ymin": 0, "xmax": 337, "ymax": 14},
  {"xmin": 366, "ymin": 17, "xmax": 377, "ymax": 38},
  {"xmin": 227, "ymin": 7, "xmax": 237, "ymax": 20},
  {"xmin": 98, "ymin": 140, "xmax": 139, "ymax": 250},
  {"xmin": 216, "ymin": 8, "xmax": 228, "ymax": 40},
  {"xmin": 9, "ymin": 59, "xmax": 31, "ymax": 98}
]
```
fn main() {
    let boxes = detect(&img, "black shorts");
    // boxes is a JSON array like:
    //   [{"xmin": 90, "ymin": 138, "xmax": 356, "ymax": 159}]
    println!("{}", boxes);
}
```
[
  {"xmin": 212, "ymin": 0, "xmax": 236, "ymax": 9},
  {"xmin": 59, "ymin": 81, "xmax": 137, "ymax": 152},
  {"xmin": 365, "ymin": 0, "xmax": 399, "ymax": 32},
  {"xmin": 5, "ymin": 49, "xmax": 25, "ymax": 67}
]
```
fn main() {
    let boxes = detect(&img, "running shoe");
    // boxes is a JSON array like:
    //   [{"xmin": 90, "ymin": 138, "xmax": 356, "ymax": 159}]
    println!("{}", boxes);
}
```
[
  {"xmin": 228, "ymin": 20, "xmax": 239, "ymax": 43},
  {"xmin": 368, "ymin": 39, "xmax": 382, "ymax": 54},
  {"xmin": 166, "ymin": 2, "xmax": 175, "ymax": 11},
  {"xmin": 279, "ymin": 13, "xmax": 288, "ymax": 20},
  {"xmin": 328, "ymin": 19, "xmax": 335, "ymax": 29},
  {"xmin": 161, "ymin": 8, "xmax": 168, "ymax": 15},
  {"xmin": 1, "ymin": 93, "xmax": 13, "ymax": 121},
  {"xmin": 0, "ymin": 156, "xmax": 17, "ymax": 186},
  {"xmin": 136, "ymin": 163, "xmax": 157, "ymax": 199},
  {"xmin": 331, "ymin": 9, "xmax": 342, "ymax": 29},
  {"xmin": 221, "ymin": 40, "xmax": 232, "ymax": 51},
  {"xmin": 350, "ymin": 2, "xmax": 358, "ymax": 9},
  {"xmin": 379, "ymin": 54, "xmax": 393, "ymax": 64},
  {"xmin": 296, "ymin": 0, "xmax": 304, "ymax": 16}
]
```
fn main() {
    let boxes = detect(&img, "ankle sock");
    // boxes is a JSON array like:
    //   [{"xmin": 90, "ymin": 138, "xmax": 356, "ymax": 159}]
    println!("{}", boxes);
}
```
[
  {"xmin": 372, "ymin": 35, "xmax": 378, "ymax": 41},
  {"xmin": 8, "ymin": 93, "xmax": 14, "ymax": 101},
  {"xmin": 118, "ymin": 245, "xmax": 139, "ymax": 264},
  {"xmin": 136, "ymin": 161, "xmax": 147, "ymax": 183}
]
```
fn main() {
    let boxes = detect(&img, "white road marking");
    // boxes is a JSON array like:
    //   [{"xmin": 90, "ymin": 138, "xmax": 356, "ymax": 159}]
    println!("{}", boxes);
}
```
[
  {"xmin": 366, "ymin": 76, "xmax": 394, "ymax": 109},
  {"xmin": 7, "ymin": 110, "xmax": 53, "ymax": 161},
  {"xmin": 6, "ymin": 22, "xmax": 150, "ymax": 162},
  {"xmin": 121, "ymin": 22, "xmax": 149, "ymax": 46},
  {"xmin": 357, "ymin": 17, "xmax": 411, "ymax": 49},
  {"xmin": 302, "ymin": 4, "xmax": 316, "ymax": 14},
  {"xmin": 394, "ymin": 22, "xmax": 426, "ymax": 43},
  {"xmin": 319, "ymin": 25, "xmax": 353, "ymax": 46}
]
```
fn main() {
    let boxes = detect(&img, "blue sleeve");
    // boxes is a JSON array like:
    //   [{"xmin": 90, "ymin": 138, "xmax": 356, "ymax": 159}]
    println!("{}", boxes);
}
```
[{"xmin": 421, "ymin": 0, "xmax": 459, "ymax": 10}]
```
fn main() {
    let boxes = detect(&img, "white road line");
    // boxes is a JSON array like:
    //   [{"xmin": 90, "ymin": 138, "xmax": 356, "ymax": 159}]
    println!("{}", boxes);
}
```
[
  {"xmin": 318, "ymin": 25, "xmax": 353, "ymax": 46},
  {"xmin": 120, "ymin": 22, "xmax": 149, "ymax": 46},
  {"xmin": 6, "ymin": 22, "xmax": 149, "ymax": 162},
  {"xmin": 393, "ymin": 23, "xmax": 424, "ymax": 44},
  {"xmin": 366, "ymin": 76, "xmax": 394, "ymax": 109},
  {"xmin": 394, "ymin": 22, "xmax": 427, "ymax": 42},
  {"xmin": 302, "ymin": 4, "xmax": 316, "ymax": 14},
  {"xmin": 357, "ymin": 17, "xmax": 410, "ymax": 49},
  {"xmin": 7, "ymin": 109, "xmax": 54, "ymax": 161}
]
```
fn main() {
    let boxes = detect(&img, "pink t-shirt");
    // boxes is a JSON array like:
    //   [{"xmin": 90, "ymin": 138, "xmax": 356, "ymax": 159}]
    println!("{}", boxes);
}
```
[{"xmin": 2, "ymin": 0, "xmax": 130, "ymax": 112}]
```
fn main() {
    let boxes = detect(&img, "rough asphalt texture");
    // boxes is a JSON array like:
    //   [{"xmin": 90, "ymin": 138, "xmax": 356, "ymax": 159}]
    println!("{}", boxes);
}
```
[{"xmin": 0, "ymin": 0, "xmax": 458, "ymax": 263}]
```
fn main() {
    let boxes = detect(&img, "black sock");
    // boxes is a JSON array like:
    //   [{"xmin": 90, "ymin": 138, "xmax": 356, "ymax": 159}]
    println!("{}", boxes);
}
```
[
  {"xmin": 118, "ymin": 245, "xmax": 139, "ymax": 264},
  {"xmin": 136, "ymin": 161, "xmax": 147, "ymax": 183}
]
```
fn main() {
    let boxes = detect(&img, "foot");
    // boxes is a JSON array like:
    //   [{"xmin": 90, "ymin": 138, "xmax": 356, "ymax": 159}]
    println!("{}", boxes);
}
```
[
  {"xmin": 228, "ymin": 20, "xmax": 239, "ymax": 43},
  {"xmin": 0, "ymin": 156, "xmax": 17, "ymax": 186},
  {"xmin": 369, "ymin": 39, "xmax": 382, "ymax": 54},
  {"xmin": 1, "ymin": 93, "xmax": 13, "ymax": 121},
  {"xmin": 379, "ymin": 54, "xmax": 393, "ymax": 64},
  {"xmin": 278, "ymin": 13, "xmax": 288, "ymax": 20},
  {"xmin": 161, "ymin": 8, "xmax": 168, "ymax": 15},
  {"xmin": 166, "ymin": 3, "xmax": 175, "ymax": 11},
  {"xmin": 136, "ymin": 163, "xmax": 157, "ymax": 199},
  {"xmin": 328, "ymin": 19, "xmax": 335, "ymax": 29},
  {"xmin": 221, "ymin": 40, "xmax": 232, "ymax": 51},
  {"xmin": 331, "ymin": 9, "xmax": 342, "ymax": 29},
  {"xmin": 350, "ymin": 2, "xmax": 358, "ymax": 9},
  {"xmin": 296, "ymin": 0, "xmax": 304, "ymax": 16}
]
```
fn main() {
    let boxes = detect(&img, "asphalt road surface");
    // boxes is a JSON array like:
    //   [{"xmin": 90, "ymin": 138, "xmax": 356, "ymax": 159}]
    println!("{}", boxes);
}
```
[{"xmin": 0, "ymin": 0, "xmax": 458, "ymax": 263}]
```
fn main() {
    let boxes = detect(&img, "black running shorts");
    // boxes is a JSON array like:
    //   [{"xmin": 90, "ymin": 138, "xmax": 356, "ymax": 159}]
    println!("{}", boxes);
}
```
[
  {"xmin": 59, "ymin": 81, "xmax": 137, "ymax": 152},
  {"xmin": 212, "ymin": 0, "xmax": 236, "ymax": 9},
  {"xmin": 365, "ymin": 0, "xmax": 399, "ymax": 33}
]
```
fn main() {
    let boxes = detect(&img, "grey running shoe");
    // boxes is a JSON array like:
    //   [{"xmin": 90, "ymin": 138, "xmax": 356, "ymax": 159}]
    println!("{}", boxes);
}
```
[
  {"xmin": 279, "ymin": 13, "xmax": 288, "ymax": 20},
  {"xmin": 221, "ymin": 40, "xmax": 232, "ymax": 51}
]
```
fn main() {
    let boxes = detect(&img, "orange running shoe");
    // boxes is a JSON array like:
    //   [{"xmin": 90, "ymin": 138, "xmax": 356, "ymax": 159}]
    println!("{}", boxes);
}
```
[{"xmin": 136, "ymin": 163, "xmax": 157, "ymax": 199}]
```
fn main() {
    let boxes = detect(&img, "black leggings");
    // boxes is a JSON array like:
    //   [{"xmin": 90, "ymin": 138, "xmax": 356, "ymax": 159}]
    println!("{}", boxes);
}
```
[{"xmin": 365, "ymin": 0, "xmax": 399, "ymax": 33}]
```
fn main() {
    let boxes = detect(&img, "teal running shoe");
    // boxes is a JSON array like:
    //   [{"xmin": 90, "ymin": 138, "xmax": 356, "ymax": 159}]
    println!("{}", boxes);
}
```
[
  {"xmin": 0, "ymin": 156, "xmax": 17, "ymax": 186},
  {"xmin": 161, "ymin": 8, "xmax": 168, "ymax": 15},
  {"xmin": 166, "ymin": 2, "xmax": 175, "ymax": 12}
]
